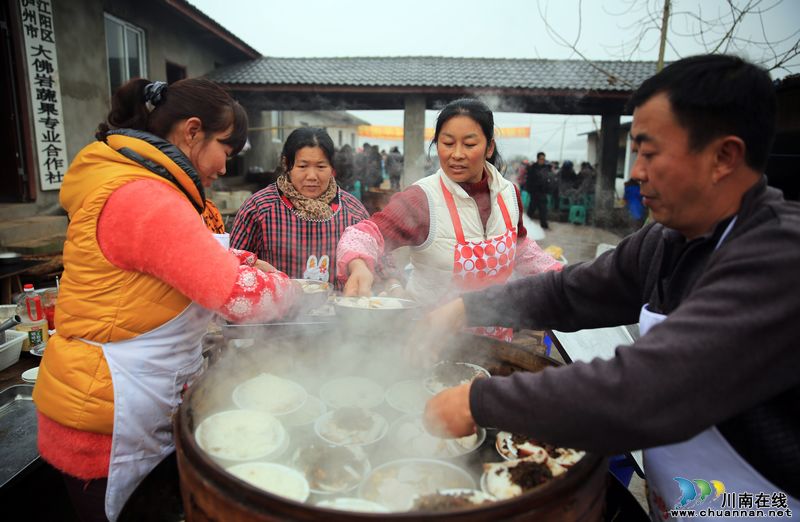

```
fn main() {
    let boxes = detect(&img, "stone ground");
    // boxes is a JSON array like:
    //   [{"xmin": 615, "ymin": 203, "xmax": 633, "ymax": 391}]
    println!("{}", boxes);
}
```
[{"xmin": 522, "ymin": 213, "xmax": 625, "ymax": 264}]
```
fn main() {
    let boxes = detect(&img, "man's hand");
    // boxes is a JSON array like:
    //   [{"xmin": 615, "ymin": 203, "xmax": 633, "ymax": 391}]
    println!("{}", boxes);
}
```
[
  {"xmin": 403, "ymin": 298, "xmax": 467, "ymax": 367},
  {"xmin": 423, "ymin": 382, "xmax": 477, "ymax": 438},
  {"xmin": 343, "ymin": 259, "xmax": 374, "ymax": 297}
]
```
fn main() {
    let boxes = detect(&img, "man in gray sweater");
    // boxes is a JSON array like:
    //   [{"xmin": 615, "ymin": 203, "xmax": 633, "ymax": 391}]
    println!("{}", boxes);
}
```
[{"xmin": 421, "ymin": 54, "xmax": 799, "ymax": 520}]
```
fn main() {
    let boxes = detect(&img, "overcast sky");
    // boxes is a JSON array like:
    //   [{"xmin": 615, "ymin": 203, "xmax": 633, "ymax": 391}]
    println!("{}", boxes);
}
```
[{"xmin": 190, "ymin": 0, "xmax": 800, "ymax": 161}]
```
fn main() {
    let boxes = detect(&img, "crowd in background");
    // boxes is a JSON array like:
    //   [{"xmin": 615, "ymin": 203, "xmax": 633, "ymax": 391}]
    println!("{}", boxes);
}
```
[
  {"xmin": 332, "ymin": 143, "xmax": 404, "ymax": 194},
  {"xmin": 506, "ymin": 153, "xmax": 598, "ymax": 228}
]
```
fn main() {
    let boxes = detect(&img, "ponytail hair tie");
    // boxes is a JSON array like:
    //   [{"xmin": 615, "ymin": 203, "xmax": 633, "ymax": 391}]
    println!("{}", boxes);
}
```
[{"xmin": 143, "ymin": 81, "xmax": 168, "ymax": 112}]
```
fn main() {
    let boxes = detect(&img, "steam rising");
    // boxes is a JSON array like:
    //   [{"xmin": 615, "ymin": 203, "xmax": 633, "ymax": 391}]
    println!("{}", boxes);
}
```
[{"xmin": 191, "ymin": 322, "xmax": 496, "ymax": 511}]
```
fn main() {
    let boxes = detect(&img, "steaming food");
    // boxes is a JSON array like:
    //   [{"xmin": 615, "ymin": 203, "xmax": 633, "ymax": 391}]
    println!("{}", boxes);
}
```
[
  {"xmin": 226, "ymin": 462, "xmax": 310, "ymax": 502},
  {"xmin": 232, "ymin": 373, "xmax": 307, "ymax": 416},
  {"xmin": 385, "ymin": 379, "xmax": 430, "ymax": 414},
  {"xmin": 281, "ymin": 395, "xmax": 326, "ymax": 427},
  {"xmin": 495, "ymin": 431, "xmax": 585, "ymax": 467},
  {"xmin": 481, "ymin": 455, "xmax": 567, "ymax": 500},
  {"xmin": 291, "ymin": 443, "xmax": 369, "ymax": 494},
  {"xmin": 315, "ymin": 407, "xmax": 388, "ymax": 446},
  {"xmin": 412, "ymin": 489, "xmax": 495, "ymax": 512},
  {"xmin": 316, "ymin": 497, "xmax": 390, "ymax": 513},
  {"xmin": 390, "ymin": 414, "xmax": 484, "ymax": 459},
  {"xmin": 195, "ymin": 410, "xmax": 286, "ymax": 462},
  {"xmin": 359, "ymin": 459, "xmax": 476, "ymax": 511},
  {"xmin": 424, "ymin": 361, "xmax": 490, "ymax": 395},
  {"xmin": 335, "ymin": 296, "xmax": 406, "ymax": 309},
  {"xmin": 319, "ymin": 376, "xmax": 385, "ymax": 409},
  {"xmin": 295, "ymin": 279, "xmax": 330, "ymax": 293}
]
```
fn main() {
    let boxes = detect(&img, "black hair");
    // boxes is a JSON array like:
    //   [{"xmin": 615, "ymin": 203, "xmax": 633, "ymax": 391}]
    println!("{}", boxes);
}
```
[
  {"xmin": 431, "ymin": 98, "xmax": 502, "ymax": 168},
  {"xmin": 96, "ymin": 77, "xmax": 248, "ymax": 155},
  {"xmin": 280, "ymin": 127, "xmax": 335, "ymax": 173},
  {"xmin": 627, "ymin": 54, "xmax": 776, "ymax": 170},
  {"xmin": 537, "ymin": 152, "xmax": 545, "ymax": 159}
]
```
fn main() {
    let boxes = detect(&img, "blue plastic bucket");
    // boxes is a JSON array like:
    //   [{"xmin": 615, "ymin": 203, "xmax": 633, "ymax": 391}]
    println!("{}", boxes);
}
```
[{"xmin": 609, "ymin": 454, "xmax": 635, "ymax": 487}]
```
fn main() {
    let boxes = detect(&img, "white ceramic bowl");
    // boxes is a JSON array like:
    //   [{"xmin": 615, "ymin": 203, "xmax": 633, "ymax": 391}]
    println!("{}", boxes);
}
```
[
  {"xmin": 280, "ymin": 395, "xmax": 327, "ymax": 428},
  {"xmin": 385, "ymin": 379, "xmax": 430, "ymax": 415},
  {"xmin": 358, "ymin": 458, "xmax": 476, "ymax": 512},
  {"xmin": 388, "ymin": 414, "xmax": 486, "ymax": 459},
  {"xmin": 314, "ymin": 408, "xmax": 388, "ymax": 447},
  {"xmin": 333, "ymin": 296, "xmax": 420, "ymax": 333},
  {"xmin": 232, "ymin": 373, "xmax": 307, "ymax": 416},
  {"xmin": 226, "ymin": 462, "xmax": 310, "ymax": 502},
  {"xmin": 291, "ymin": 443, "xmax": 370, "ymax": 495},
  {"xmin": 316, "ymin": 497, "xmax": 390, "ymax": 513},
  {"xmin": 424, "ymin": 361, "xmax": 490, "ymax": 395},
  {"xmin": 292, "ymin": 279, "xmax": 332, "ymax": 312},
  {"xmin": 195, "ymin": 409, "xmax": 287, "ymax": 466}
]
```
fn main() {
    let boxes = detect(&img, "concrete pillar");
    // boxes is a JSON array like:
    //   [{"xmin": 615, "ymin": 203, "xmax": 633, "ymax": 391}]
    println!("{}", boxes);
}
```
[
  {"xmin": 402, "ymin": 94, "xmax": 426, "ymax": 187},
  {"xmin": 596, "ymin": 113, "xmax": 620, "ymax": 222}
]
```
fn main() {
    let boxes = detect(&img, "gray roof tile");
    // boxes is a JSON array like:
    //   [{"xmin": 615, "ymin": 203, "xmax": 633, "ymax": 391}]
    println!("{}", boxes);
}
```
[{"xmin": 205, "ymin": 56, "xmax": 658, "ymax": 92}]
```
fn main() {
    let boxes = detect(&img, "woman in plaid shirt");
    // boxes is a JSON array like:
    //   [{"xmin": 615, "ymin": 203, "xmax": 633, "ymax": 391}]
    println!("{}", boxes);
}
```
[{"xmin": 231, "ymin": 128, "xmax": 373, "ymax": 290}]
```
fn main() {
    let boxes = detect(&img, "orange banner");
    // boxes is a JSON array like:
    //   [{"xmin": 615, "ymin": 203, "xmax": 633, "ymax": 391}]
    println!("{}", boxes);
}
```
[{"xmin": 357, "ymin": 126, "xmax": 530, "ymax": 140}]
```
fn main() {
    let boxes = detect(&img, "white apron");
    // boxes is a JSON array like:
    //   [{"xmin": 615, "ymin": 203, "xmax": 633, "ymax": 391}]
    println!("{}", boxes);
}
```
[
  {"xmin": 212, "ymin": 232, "xmax": 230, "ymax": 249},
  {"xmin": 641, "ymin": 219, "xmax": 799, "ymax": 521},
  {"xmin": 96, "ymin": 231, "xmax": 224, "ymax": 520}
]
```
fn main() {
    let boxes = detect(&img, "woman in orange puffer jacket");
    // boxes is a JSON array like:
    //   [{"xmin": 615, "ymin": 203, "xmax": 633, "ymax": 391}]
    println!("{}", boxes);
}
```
[{"xmin": 32, "ymin": 78, "xmax": 298, "ymax": 522}]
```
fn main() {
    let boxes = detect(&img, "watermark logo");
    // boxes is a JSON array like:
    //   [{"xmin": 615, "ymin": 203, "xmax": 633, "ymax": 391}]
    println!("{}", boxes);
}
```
[
  {"xmin": 673, "ymin": 477, "xmax": 725, "ymax": 508},
  {"xmin": 668, "ymin": 478, "xmax": 792, "ymax": 519}
]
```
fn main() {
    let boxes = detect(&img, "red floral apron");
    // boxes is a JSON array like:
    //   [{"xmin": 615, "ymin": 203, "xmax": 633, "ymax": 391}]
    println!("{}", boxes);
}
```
[{"xmin": 441, "ymin": 178, "xmax": 517, "ymax": 341}]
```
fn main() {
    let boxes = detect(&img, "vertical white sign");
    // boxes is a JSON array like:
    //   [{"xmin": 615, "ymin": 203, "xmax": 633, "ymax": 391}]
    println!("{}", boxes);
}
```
[{"xmin": 20, "ymin": 0, "xmax": 67, "ymax": 191}]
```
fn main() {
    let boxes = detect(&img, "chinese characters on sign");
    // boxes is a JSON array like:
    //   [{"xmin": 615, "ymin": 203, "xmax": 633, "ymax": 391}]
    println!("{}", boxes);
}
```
[{"xmin": 20, "ymin": 0, "xmax": 66, "ymax": 191}]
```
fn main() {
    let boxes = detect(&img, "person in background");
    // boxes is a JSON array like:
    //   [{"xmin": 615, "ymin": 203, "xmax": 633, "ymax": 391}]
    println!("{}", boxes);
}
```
[
  {"xmin": 337, "ymin": 98, "xmax": 561, "ymax": 341},
  {"xmin": 32, "ymin": 78, "xmax": 299, "ymax": 522},
  {"xmin": 524, "ymin": 151, "xmax": 551, "ymax": 229},
  {"xmin": 365, "ymin": 144, "xmax": 383, "ymax": 188},
  {"xmin": 231, "ymin": 127, "xmax": 385, "ymax": 290},
  {"xmin": 333, "ymin": 143, "xmax": 356, "ymax": 192},
  {"xmin": 578, "ymin": 161, "xmax": 597, "ymax": 198},
  {"xmin": 386, "ymin": 146, "xmax": 404, "ymax": 190},
  {"xmin": 354, "ymin": 143, "xmax": 368, "ymax": 192},
  {"xmin": 421, "ymin": 55, "xmax": 800, "ymax": 519},
  {"xmin": 556, "ymin": 159, "xmax": 580, "ymax": 209}
]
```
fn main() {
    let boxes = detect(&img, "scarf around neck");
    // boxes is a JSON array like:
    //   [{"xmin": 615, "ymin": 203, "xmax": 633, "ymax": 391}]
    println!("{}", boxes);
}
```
[{"xmin": 277, "ymin": 174, "xmax": 337, "ymax": 220}]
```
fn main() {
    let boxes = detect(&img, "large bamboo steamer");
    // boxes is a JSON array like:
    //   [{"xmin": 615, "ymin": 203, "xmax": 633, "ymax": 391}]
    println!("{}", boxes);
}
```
[{"xmin": 175, "ymin": 328, "xmax": 609, "ymax": 521}]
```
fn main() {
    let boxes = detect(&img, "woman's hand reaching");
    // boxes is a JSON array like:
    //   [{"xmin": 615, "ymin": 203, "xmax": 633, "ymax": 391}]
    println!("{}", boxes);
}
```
[{"xmin": 343, "ymin": 258, "xmax": 374, "ymax": 297}]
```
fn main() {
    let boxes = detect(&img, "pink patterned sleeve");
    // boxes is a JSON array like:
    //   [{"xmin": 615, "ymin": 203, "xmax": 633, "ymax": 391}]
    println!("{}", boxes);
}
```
[
  {"xmin": 97, "ymin": 179, "xmax": 298, "ymax": 323},
  {"xmin": 513, "ymin": 237, "xmax": 564, "ymax": 276},
  {"xmin": 335, "ymin": 219, "xmax": 385, "ymax": 281},
  {"xmin": 221, "ymin": 268, "xmax": 298, "ymax": 323},
  {"xmin": 231, "ymin": 248, "xmax": 257, "ymax": 266}
]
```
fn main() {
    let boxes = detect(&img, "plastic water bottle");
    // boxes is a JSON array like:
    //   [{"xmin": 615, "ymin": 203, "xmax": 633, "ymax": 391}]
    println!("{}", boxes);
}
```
[
  {"xmin": 15, "ymin": 283, "xmax": 49, "ymax": 355},
  {"xmin": 353, "ymin": 180, "xmax": 362, "ymax": 200}
]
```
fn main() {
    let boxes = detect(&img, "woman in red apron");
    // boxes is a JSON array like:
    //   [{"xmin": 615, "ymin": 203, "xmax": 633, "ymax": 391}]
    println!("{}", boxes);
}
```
[{"xmin": 337, "ymin": 98, "xmax": 561, "ymax": 340}]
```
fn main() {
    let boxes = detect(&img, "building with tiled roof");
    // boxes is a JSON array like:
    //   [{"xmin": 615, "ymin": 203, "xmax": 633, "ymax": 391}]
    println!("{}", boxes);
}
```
[
  {"xmin": 206, "ymin": 56, "xmax": 659, "ymax": 114},
  {"xmin": 210, "ymin": 56, "xmax": 657, "ymax": 199}
]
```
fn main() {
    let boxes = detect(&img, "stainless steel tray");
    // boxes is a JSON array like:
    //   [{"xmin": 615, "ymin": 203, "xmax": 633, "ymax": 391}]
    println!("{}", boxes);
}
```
[{"xmin": 0, "ymin": 384, "xmax": 39, "ymax": 488}]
